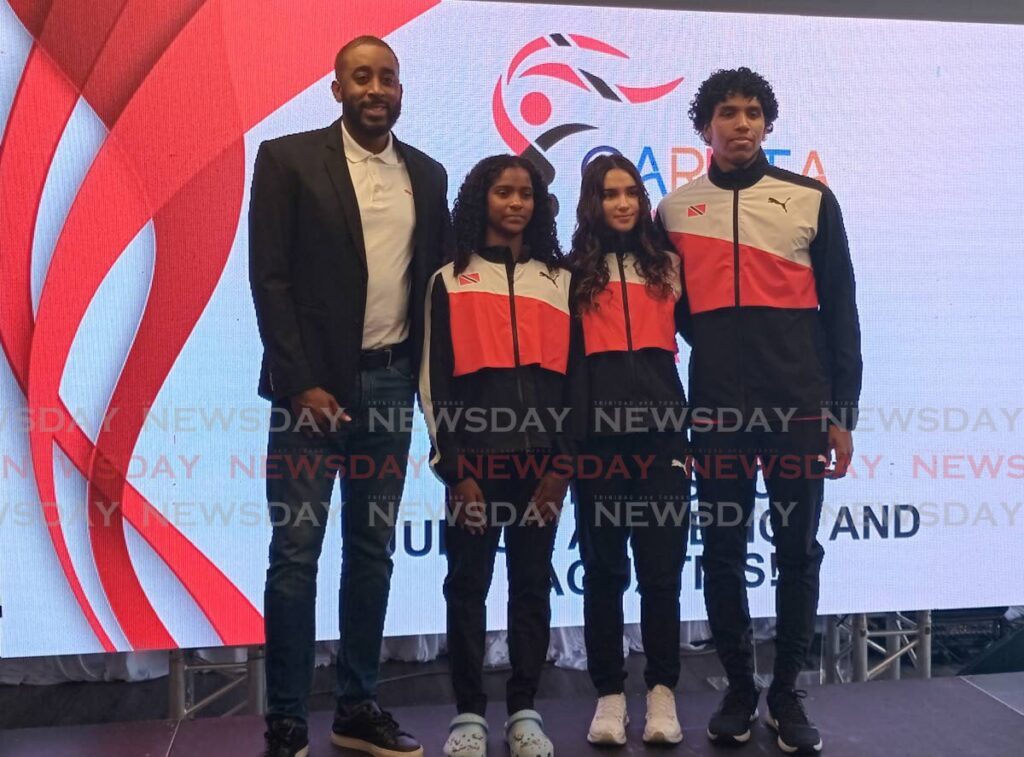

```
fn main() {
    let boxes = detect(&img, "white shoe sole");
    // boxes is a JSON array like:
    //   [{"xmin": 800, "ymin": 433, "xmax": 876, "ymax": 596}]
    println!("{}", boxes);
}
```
[
  {"xmin": 330, "ymin": 732, "xmax": 424, "ymax": 757},
  {"xmin": 642, "ymin": 727, "xmax": 683, "ymax": 745},
  {"xmin": 706, "ymin": 708, "xmax": 757, "ymax": 744},
  {"xmin": 765, "ymin": 716, "xmax": 823, "ymax": 754},
  {"xmin": 707, "ymin": 726, "xmax": 751, "ymax": 743}
]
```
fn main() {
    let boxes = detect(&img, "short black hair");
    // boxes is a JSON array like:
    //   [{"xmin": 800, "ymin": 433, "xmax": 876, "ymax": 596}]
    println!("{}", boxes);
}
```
[
  {"xmin": 688, "ymin": 67, "xmax": 779, "ymax": 138},
  {"xmin": 335, "ymin": 36, "xmax": 398, "ymax": 76}
]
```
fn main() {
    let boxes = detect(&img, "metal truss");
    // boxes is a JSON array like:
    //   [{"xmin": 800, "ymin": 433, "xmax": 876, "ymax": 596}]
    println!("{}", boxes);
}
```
[{"xmin": 168, "ymin": 646, "xmax": 265, "ymax": 720}]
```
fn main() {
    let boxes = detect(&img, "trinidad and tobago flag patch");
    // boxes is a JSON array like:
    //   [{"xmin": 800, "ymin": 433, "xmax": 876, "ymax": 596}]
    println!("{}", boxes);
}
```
[
  {"xmin": 458, "ymin": 272, "xmax": 481, "ymax": 286},
  {"xmin": 687, "ymin": 203, "xmax": 707, "ymax": 217}
]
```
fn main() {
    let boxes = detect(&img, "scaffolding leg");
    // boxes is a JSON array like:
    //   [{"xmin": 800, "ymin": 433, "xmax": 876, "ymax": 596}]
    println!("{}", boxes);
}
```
[
  {"xmin": 886, "ymin": 615, "xmax": 902, "ymax": 680},
  {"xmin": 169, "ymin": 649, "xmax": 187, "ymax": 720},
  {"xmin": 917, "ymin": 610, "xmax": 932, "ymax": 679},
  {"xmin": 852, "ymin": 614, "xmax": 868, "ymax": 682},
  {"xmin": 247, "ymin": 645, "xmax": 266, "ymax": 715}
]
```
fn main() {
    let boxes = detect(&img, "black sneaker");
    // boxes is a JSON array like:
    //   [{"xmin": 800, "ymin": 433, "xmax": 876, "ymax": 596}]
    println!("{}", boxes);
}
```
[
  {"xmin": 765, "ymin": 687, "xmax": 822, "ymax": 754},
  {"xmin": 330, "ymin": 700, "xmax": 424, "ymax": 757},
  {"xmin": 264, "ymin": 717, "xmax": 309, "ymax": 757},
  {"xmin": 707, "ymin": 684, "xmax": 760, "ymax": 744}
]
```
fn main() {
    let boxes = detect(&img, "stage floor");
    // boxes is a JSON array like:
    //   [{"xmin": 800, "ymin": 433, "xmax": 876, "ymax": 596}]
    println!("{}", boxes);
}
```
[{"xmin": 0, "ymin": 673, "xmax": 1020, "ymax": 756}]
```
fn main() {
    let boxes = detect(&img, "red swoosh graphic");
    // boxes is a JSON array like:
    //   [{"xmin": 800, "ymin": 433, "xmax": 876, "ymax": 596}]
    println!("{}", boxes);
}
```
[
  {"xmin": 506, "ymin": 35, "xmax": 550, "ymax": 83},
  {"xmin": 492, "ymin": 77, "xmax": 529, "ymax": 155},
  {"xmin": 568, "ymin": 34, "xmax": 628, "ymax": 59},
  {"xmin": 521, "ymin": 62, "xmax": 589, "ymax": 91},
  {"xmin": 617, "ymin": 76, "xmax": 685, "ymax": 104},
  {"xmin": 2, "ymin": 0, "xmax": 439, "ymax": 651}
]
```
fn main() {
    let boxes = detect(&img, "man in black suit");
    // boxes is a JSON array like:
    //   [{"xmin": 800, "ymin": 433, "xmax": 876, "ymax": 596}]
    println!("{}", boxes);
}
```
[{"xmin": 250, "ymin": 35, "xmax": 449, "ymax": 757}]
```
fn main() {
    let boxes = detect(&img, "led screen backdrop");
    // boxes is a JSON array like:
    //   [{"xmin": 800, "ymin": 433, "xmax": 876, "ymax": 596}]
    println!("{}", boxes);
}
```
[{"xmin": 1, "ymin": 0, "xmax": 1022, "ymax": 656}]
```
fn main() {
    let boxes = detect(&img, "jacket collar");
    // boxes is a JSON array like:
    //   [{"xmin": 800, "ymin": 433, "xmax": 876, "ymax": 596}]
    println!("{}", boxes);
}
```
[
  {"xmin": 477, "ymin": 245, "xmax": 532, "ymax": 265},
  {"xmin": 599, "ymin": 229, "xmax": 639, "ymax": 255},
  {"xmin": 708, "ymin": 149, "xmax": 768, "ymax": 191}
]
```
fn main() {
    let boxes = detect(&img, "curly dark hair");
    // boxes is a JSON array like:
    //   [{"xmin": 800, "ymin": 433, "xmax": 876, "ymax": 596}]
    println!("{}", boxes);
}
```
[
  {"xmin": 688, "ymin": 67, "xmax": 779, "ymax": 138},
  {"xmin": 568, "ymin": 155, "xmax": 674, "ymax": 314},
  {"xmin": 451, "ymin": 154, "xmax": 562, "ymax": 274}
]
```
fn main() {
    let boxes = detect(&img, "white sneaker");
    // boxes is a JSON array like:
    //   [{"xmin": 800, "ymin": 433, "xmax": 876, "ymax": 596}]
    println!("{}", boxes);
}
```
[
  {"xmin": 643, "ymin": 685, "xmax": 683, "ymax": 744},
  {"xmin": 587, "ymin": 693, "xmax": 628, "ymax": 745}
]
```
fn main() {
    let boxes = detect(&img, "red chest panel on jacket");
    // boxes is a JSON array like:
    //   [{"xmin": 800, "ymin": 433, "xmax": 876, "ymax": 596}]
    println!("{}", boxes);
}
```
[
  {"xmin": 441, "ymin": 258, "xmax": 571, "ymax": 376},
  {"xmin": 580, "ymin": 252, "xmax": 680, "ymax": 355},
  {"xmin": 659, "ymin": 174, "xmax": 821, "ymax": 314}
]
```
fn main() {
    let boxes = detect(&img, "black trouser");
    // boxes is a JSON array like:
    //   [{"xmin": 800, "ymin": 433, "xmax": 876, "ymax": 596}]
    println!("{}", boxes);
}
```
[
  {"xmin": 573, "ymin": 433, "xmax": 690, "ymax": 696},
  {"xmin": 444, "ymin": 458, "xmax": 558, "ymax": 716},
  {"xmin": 692, "ymin": 423, "xmax": 828, "ymax": 690}
]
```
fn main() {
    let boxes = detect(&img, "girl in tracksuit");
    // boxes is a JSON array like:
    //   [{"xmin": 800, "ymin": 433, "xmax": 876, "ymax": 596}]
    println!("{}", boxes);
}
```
[
  {"xmin": 420, "ymin": 155, "xmax": 576, "ymax": 757},
  {"xmin": 568, "ymin": 155, "xmax": 690, "ymax": 747}
]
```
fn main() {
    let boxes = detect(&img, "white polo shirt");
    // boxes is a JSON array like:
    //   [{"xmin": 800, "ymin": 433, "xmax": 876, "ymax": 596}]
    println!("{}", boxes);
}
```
[{"xmin": 341, "ymin": 121, "xmax": 416, "ymax": 350}]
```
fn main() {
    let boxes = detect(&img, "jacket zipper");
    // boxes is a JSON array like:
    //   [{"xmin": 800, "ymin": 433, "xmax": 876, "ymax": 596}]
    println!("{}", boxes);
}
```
[
  {"xmin": 505, "ymin": 253, "xmax": 530, "ymax": 448},
  {"xmin": 615, "ymin": 252, "xmax": 636, "ymax": 387},
  {"xmin": 732, "ymin": 189, "xmax": 741, "ymax": 307},
  {"xmin": 732, "ymin": 188, "xmax": 748, "ymax": 417}
]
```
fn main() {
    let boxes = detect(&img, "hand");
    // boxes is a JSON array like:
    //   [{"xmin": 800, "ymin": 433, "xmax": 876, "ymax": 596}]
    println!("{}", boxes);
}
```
[
  {"xmin": 531, "ymin": 472, "xmax": 570, "ymax": 526},
  {"xmin": 289, "ymin": 387, "xmax": 350, "ymax": 437},
  {"xmin": 450, "ymin": 478, "xmax": 488, "ymax": 535},
  {"xmin": 824, "ymin": 424, "xmax": 853, "ymax": 479}
]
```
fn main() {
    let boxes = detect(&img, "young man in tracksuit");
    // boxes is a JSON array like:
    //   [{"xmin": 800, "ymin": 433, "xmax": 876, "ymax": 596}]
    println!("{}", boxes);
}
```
[{"xmin": 657, "ymin": 68, "xmax": 862, "ymax": 754}]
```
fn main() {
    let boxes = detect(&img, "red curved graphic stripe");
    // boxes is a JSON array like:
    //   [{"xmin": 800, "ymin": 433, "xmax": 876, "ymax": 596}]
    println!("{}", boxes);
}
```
[
  {"xmin": 521, "ymin": 62, "xmax": 589, "ymax": 91},
  {"xmin": 568, "ymin": 33, "xmax": 628, "ymax": 59},
  {"xmin": 617, "ymin": 76, "xmax": 685, "ymax": 104},
  {"xmin": 506, "ymin": 35, "xmax": 549, "ymax": 84},
  {"xmin": 6, "ymin": 0, "xmax": 212, "ymax": 651},
  {"xmin": 0, "ymin": 45, "xmax": 115, "ymax": 651},
  {"xmin": 13, "ymin": 0, "xmax": 439, "ymax": 651},
  {"xmin": 85, "ymin": 141, "xmax": 245, "ymax": 650},
  {"xmin": 492, "ymin": 77, "xmax": 529, "ymax": 155},
  {"xmin": 3, "ymin": 0, "xmax": 212, "ymax": 652}
]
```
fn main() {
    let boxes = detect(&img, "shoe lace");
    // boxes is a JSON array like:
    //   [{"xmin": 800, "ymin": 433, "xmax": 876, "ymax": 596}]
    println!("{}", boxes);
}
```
[
  {"xmin": 721, "ymin": 686, "xmax": 758, "ymax": 717},
  {"xmin": 366, "ymin": 706, "xmax": 405, "ymax": 737},
  {"xmin": 647, "ymin": 687, "xmax": 675, "ymax": 719},
  {"xmin": 265, "ymin": 719, "xmax": 303, "ymax": 747},
  {"xmin": 595, "ymin": 695, "xmax": 624, "ymax": 719},
  {"xmin": 772, "ymin": 688, "xmax": 810, "ymax": 726}
]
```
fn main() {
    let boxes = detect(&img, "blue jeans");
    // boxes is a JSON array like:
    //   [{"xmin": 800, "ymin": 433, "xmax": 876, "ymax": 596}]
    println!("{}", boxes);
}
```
[{"xmin": 263, "ymin": 356, "xmax": 414, "ymax": 723}]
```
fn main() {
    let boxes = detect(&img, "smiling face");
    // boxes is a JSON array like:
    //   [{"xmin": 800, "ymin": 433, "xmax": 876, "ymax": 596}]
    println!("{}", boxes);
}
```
[
  {"xmin": 485, "ymin": 167, "xmax": 535, "ymax": 244},
  {"xmin": 703, "ymin": 92, "xmax": 766, "ymax": 171},
  {"xmin": 332, "ymin": 42, "xmax": 402, "ymax": 144},
  {"xmin": 600, "ymin": 168, "xmax": 640, "ymax": 233}
]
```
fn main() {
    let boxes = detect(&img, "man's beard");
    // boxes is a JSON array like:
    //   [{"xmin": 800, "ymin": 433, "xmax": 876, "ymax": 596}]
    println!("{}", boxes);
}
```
[{"xmin": 356, "ymin": 101, "xmax": 401, "ymax": 135}]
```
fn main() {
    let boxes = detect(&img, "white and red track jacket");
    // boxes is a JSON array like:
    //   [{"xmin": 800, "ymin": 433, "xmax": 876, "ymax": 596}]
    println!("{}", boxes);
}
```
[
  {"xmin": 657, "ymin": 150, "xmax": 862, "ymax": 429},
  {"xmin": 419, "ymin": 246, "xmax": 577, "ymax": 486},
  {"xmin": 570, "ymin": 240, "xmax": 689, "ymax": 441}
]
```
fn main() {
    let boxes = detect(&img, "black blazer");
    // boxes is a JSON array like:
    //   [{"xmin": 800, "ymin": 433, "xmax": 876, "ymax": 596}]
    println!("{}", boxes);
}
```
[{"xmin": 248, "ymin": 118, "xmax": 450, "ymax": 405}]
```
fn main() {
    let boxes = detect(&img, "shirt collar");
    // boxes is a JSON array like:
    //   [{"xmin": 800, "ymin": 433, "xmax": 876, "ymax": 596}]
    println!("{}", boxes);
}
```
[{"xmin": 340, "ymin": 120, "xmax": 400, "ymax": 165}]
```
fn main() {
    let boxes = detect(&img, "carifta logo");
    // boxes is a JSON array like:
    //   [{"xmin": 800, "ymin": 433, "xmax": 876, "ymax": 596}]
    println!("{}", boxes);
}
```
[{"xmin": 492, "ymin": 33, "xmax": 684, "ymax": 186}]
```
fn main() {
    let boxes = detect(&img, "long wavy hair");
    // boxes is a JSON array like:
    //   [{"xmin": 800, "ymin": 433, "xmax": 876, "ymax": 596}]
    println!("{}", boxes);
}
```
[
  {"xmin": 451, "ymin": 154, "xmax": 562, "ymax": 273},
  {"xmin": 568, "ymin": 154, "xmax": 674, "ymax": 313}
]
